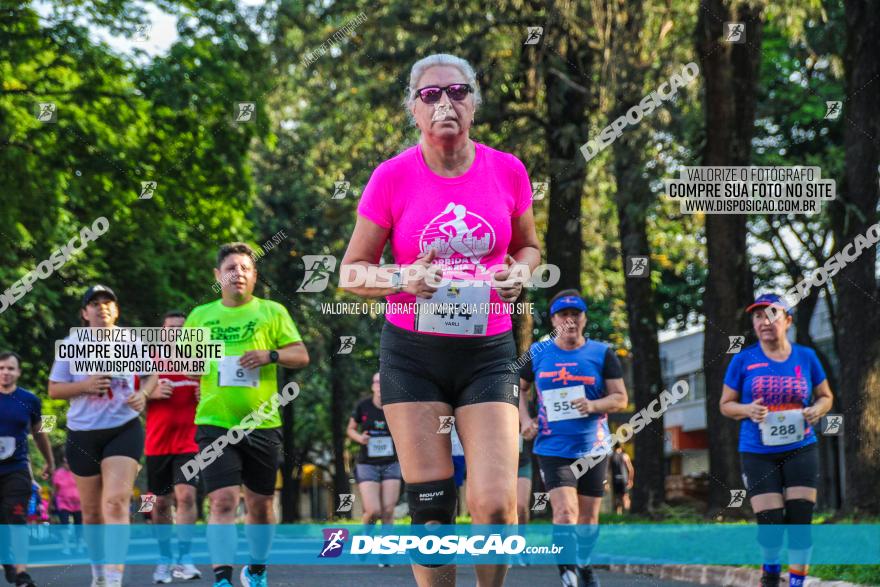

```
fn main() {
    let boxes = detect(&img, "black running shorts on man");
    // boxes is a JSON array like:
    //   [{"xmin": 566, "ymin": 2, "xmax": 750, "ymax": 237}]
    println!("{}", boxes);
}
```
[
  {"xmin": 147, "ymin": 454, "xmax": 200, "ymax": 495},
  {"xmin": 195, "ymin": 426, "xmax": 281, "ymax": 496},
  {"xmin": 379, "ymin": 322, "xmax": 519, "ymax": 407}
]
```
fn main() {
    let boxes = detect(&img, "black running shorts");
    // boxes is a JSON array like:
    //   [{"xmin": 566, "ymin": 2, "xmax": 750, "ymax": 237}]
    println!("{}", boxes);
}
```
[
  {"xmin": 0, "ymin": 469, "xmax": 31, "ymax": 524},
  {"xmin": 146, "ymin": 453, "xmax": 200, "ymax": 495},
  {"xmin": 740, "ymin": 442, "xmax": 819, "ymax": 496},
  {"xmin": 195, "ymin": 425, "xmax": 281, "ymax": 496},
  {"xmin": 537, "ymin": 454, "xmax": 609, "ymax": 497},
  {"xmin": 65, "ymin": 417, "xmax": 144, "ymax": 477},
  {"xmin": 379, "ymin": 321, "xmax": 519, "ymax": 407}
]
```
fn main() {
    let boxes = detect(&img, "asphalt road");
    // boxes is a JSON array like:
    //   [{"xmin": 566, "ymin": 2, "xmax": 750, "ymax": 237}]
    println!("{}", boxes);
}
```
[{"xmin": 27, "ymin": 564, "xmax": 706, "ymax": 587}]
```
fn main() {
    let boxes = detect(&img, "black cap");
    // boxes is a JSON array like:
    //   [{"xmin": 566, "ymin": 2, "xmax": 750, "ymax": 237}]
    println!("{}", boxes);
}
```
[{"xmin": 81, "ymin": 285, "xmax": 117, "ymax": 307}]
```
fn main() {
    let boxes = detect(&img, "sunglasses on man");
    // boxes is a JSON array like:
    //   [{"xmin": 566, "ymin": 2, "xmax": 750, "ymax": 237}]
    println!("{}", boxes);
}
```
[{"xmin": 413, "ymin": 83, "xmax": 474, "ymax": 104}]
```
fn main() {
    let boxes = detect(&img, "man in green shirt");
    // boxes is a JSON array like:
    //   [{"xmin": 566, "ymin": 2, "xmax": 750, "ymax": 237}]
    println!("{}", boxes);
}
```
[{"xmin": 184, "ymin": 242, "xmax": 309, "ymax": 587}]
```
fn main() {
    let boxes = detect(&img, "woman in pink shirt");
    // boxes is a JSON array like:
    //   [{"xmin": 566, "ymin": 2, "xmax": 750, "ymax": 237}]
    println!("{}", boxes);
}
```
[
  {"xmin": 52, "ymin": 451, "xmax": 82, "ymax": 555},
  {"xmin": 342, "ymin": 53, "xmax": 541, "ymax": 587}
]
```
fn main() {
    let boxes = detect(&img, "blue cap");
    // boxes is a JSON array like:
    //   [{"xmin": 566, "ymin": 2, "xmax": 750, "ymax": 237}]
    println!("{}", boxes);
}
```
[
  {"xmin": 746, "ymin": 293, "xmax": 792, "ymax": 315},
  {"xmin": 550, "ymin": 295, "xmax": 587, "ymax": 316}
]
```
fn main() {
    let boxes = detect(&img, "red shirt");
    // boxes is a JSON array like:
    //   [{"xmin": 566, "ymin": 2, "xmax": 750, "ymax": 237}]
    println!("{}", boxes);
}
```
[{"xmin": 145, "ymin": 373, "xmax": 199, "ymax": 456}]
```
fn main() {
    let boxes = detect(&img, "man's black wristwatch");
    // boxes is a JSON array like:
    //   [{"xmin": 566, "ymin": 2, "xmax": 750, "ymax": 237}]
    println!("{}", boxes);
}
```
[{"xmin": 269, "ymin": 350, "xmax": 279, "ymax": 363}]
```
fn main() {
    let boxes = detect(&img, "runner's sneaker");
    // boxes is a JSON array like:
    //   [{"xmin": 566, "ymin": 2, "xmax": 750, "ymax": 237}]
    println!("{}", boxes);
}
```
[
  {"xmin": 152, "ymin": 562, "xmax": 173, "ymax": 584},
  {"xmin": 240, "ymin": 567, "xmax": 268, "ymax": 587},
  {"xmin": 760, "ymin": 572, "xmax": 781, "ymax": 587},
  {"xmin": 4, "ymin": 565, "xmax": 17, "ymax": 583},
  {"xmin": 89, "ymin": 577, "xmax": 106, "ymax": 587},
  {"xmin": 559, "ymin": 566, "xmax": 579, "ymax": 587},
  {"xmin": 212, "ymin": 581, "xmax": 233, "ymax": 587},
  {"xmin": 13, "ymin": 571, "xmax": 37, "ymax": 587},
  {"xmin": 577, "ymin": 565, "xmax": 600, "ymax": 587},
  {"xmin": 173, "ymin": 560, "xmax": 202, "ymax": 580}
]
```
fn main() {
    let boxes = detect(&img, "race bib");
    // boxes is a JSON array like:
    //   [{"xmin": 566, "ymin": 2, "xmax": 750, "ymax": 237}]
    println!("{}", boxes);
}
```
[
  {"xmin": 543, "ymin": 385, "xmax": 587, "ymax": 422},
  {"xmin": 0, "ymin": 437, "xmax": 16, "ymax": 460},
  {"xmin": 367, "ymin": 436, "xmax": 394, "ymax": 458},
  {"xmin": 218, "ymin": 356, "xmax": 259, "ymax": 388},
  {"xmin": 414, "ymin": 280, "xmax": 490, "ymax": 336},
  {"xmin": 760, "ymin": 409, "xmax": 805, "ymax": 446}
]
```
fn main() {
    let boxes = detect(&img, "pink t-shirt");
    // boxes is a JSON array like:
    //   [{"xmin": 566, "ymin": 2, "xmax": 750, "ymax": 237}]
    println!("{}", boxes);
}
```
[
  {"xmin": 52, "ymin": 467, "xmax": 81, "ymax": 512},
  {"xmin": 357, "ymin": 142, "xmax": 533, "ymax": 336}
]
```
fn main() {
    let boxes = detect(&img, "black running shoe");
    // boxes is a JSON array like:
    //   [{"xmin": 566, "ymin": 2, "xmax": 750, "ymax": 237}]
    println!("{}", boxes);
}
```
[
  {"xmin": 577, "ymin": 565, "xmax": 600, "ymax": 587},
  {"xmin": 14, "ymin": 572, "xmax": 36, "ymax": 587},
  {"xmin": 3, "ymin": 565, "xmax": 16, "ymax": 584},
  {"xmin": 760, "ymin": 572, "xmax": 781, "ymax": 587}
]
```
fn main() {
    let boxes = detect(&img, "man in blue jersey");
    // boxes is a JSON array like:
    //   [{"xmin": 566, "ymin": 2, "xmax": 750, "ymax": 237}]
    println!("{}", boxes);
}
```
[
  {"xmin": 519, "ymin": 290, "xmax": 628, "ymax": 587},
  {"xmin": 721, "ymin": 294, "xmax": 834, "ymax": 587},
  {"xmin": 0, "ymin": 351, "xmax": 54, "ymax": 587}
]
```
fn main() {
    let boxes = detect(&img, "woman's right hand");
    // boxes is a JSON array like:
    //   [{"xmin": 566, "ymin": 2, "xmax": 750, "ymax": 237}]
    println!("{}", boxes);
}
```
[
  {"xmin": 82, "ymin": 375, "xmax": 112, "ymax": 395},
  {"xmin": 747, "ymin": 397, "xmax": 768, "ymax": 423},
  {"xmin": 359, "ymin": 431, "xmax": 371, "ymax": 445},
  {"xmin": 401, "ymin": 249, "xmax": 442, "ymax": 298}
]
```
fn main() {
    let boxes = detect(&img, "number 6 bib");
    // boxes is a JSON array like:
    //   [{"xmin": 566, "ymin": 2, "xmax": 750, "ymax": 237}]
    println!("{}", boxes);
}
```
[
  {"xmin": 218, "ymin": 356, "xmax": 259, "ymax": 388},
  {"xmin": 542, "ymin": 385, "xmax": 587, "ymax": 422},
  {"xmin": 760, "ymin": 409, "xmax": 805, "ymax": 446}
]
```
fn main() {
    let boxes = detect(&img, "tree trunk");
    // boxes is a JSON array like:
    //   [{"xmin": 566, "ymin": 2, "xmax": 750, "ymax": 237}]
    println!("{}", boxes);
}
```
[
  {"xmin": 696, "ymin": 0, "xmax": 763, "ymax": 512},
  {"xmin": 329, "ymin": 331, "xmax": 351, "ymax": 518},
  {"xmin": 830, "ymin": 0, "xmax": 880, "ymax": 514},
  {"xmin": 544, "ymin": 29, "xmax": 592, "ymax": 296},
  {"xmin": 610, "ymin": 0, "xmax": 665, "ymax": 513},
  {"xmin": 280, "ymin": 386, "xmax": 299, "ymax": 522}
]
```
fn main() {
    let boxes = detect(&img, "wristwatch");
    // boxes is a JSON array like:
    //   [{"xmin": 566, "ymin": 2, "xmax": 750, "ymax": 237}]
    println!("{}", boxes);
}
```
[{"xmin": 269, "ymin": 350, "xmax": 279, "ymax": 363}]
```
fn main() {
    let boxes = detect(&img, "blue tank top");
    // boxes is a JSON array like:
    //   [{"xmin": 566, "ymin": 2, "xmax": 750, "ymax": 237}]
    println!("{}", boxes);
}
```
[{"xmin": 528, "ymin": 340, "xmax": 613, "ymax": 459}]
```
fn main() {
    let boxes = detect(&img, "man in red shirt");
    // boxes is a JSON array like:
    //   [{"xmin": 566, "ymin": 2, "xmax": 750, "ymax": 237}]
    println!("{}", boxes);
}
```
[{"xmin": 142, "ymin": 311, "xmax": 202, "ymax": 583}]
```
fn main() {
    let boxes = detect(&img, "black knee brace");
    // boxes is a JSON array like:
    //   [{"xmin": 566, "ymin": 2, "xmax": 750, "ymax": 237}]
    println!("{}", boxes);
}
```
[
  {"xmin": 756, "ymin": 508, "xmax": 785, "ymax": 550},
  {"xmin": 785, "ymin": 499, "xmax": 814, "ymax": 550},
  {"xmin": 406, "ymin": 477, "xmax": 457, "ymax": 568},
  {"xmin": 406, "ymin": 477, "xmax": 457, "ymax": 525}
]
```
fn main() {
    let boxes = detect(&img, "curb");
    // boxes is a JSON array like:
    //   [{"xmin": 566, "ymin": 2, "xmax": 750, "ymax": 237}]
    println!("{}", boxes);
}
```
[{"xmin": 596, "ymin": 564, "xmax": 868, "ymax": 587}]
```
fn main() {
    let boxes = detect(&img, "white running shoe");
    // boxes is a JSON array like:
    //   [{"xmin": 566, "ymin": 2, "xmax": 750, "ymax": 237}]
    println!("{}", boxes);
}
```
[
  {"xmin": 152, "ymin": 562, "xmax": 173, "ymax": 584},
  {"xmin": 560, "ymin": 568, "xmax": 579, "ymax": 587},
  {"xmin": 90, "ymin": 576, "xmax": 106, "ymax": 587},
  {"xmin": 173, "ymin": 561, "xmax": 202, "ymax": 580}
]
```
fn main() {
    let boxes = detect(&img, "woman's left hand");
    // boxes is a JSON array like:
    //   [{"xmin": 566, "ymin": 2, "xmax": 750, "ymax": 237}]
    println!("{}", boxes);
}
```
[
  {"xmin": 127, "ymin": 390, "xmax": 146, "ymax": 412},
  {"xmin": 492, "ymin": 255, "xmax": 528, "ymax": 303},
  {"xmin": 802, "ymin": 404, "xmax": 825, "ymax": 425},
  {"xmin": 572, "ymin": 398, "xmax": 593, "ymax": 415}
]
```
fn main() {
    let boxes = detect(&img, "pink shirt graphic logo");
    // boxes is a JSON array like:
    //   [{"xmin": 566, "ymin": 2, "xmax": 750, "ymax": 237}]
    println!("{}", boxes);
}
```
[{"xmin": 419, "ymin": 202, "xmax": 496, "ymax": 270}]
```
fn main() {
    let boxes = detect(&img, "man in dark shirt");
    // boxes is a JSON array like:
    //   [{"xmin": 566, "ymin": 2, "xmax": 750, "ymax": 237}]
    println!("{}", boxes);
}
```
[{"xmin": 1, "ymin": 350, "xmax": 54, "ymax": 587}]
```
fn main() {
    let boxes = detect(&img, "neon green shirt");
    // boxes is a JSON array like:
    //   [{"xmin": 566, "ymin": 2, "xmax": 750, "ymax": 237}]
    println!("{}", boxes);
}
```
[{"xmin": 184, "ymin": 296, "xmax": 302, "ymax": 429}]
